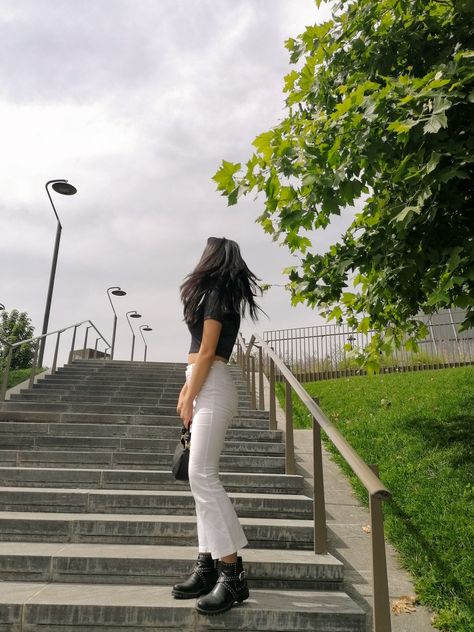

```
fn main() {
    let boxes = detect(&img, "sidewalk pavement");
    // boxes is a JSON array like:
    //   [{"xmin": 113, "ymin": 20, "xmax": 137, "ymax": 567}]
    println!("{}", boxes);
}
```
[{"xmin": 263, "ymin": 378, "xmax": 438, "ymax": 632}]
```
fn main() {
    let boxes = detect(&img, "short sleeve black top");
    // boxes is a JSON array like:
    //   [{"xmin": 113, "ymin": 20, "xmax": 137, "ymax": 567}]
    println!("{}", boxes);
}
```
[{"xmin": 187, "ymin": 289, "xmax": 241, "ymax": 361}]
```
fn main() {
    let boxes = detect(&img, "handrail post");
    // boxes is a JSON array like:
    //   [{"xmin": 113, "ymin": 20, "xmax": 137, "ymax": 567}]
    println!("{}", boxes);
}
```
[
  {"xmin": 369, "ymin": 464, "xmax": 392, "ymax": 632},
  {"xmin": 94, "ymin": 338, "xmax": 99, "ymax": 359},
  {"xmin": 284, "ymin": 378, "xmax": 296, "ymax": 475},
  {"xmin": 258, "ymin": 345, "xmax": 264, "ymax": 410},
  {"xmin": 52, "ymin": 331, "xmax": 62, "ymax": 373},
  {"xmin": 312, "ymin": 401, "xmax": 328, "ymax": 554},
  {"xmin": 245, "ymin": 353, "xmax": 251, "ymax": 397},
  {"xmin": 1, "ymin": 346, "xmax": 13, "ymax": 401},
  {"xmin": 250, "ymin": 356, "xmax": 257, "ymax": 409},
  {"xmin": 269, "ymin": 356, "xmax": 276, "ymax": 430},
  {"xmin": 68, "ymin": 325, "xmax": 78, "ymax": 364},
  {"xmin": 83, "ymin": 327, "xmax": 89, "ymax": 359},
  {"xmin": 28, "ymin": 341, "xmax": 40, "ymax": 390}
]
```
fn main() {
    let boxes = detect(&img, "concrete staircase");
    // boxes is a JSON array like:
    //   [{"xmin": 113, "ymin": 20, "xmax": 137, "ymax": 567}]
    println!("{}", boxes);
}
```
[{"xmin": 0, "ymin": 359, "xmax": 366, "ymax": 631}]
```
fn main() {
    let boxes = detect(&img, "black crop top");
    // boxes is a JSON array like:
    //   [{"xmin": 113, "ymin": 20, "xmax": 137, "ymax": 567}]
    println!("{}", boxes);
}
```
[{"xmin": 187, "ymin": 289, "xmax": 241, "ymax": 361}]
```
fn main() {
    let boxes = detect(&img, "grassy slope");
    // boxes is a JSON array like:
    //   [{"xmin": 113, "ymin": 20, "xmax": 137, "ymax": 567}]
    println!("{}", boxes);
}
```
[
  {"xmin": 277, "ymin": 366, "xmax": 474, "ymax": 632},
  {"xmin": 5, "ymin": 367, "xmax": 47, "ymax": 389}
]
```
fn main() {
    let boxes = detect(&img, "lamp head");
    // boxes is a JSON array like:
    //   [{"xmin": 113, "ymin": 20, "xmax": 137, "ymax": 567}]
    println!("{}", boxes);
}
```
[
  {"xmin": 142, "ymin": 326, "xmax": 152, "ymax": 331},
  {"xmin": 52, "ymin": 181, "xmax": 77, "ymax": 195},
  {"xmin": 131, "ymin": 312, "xmax": 142, "ymax": 318},
  {"xmin": 111, "ymin": 289, "xmax": 127, "ymax": 296}
]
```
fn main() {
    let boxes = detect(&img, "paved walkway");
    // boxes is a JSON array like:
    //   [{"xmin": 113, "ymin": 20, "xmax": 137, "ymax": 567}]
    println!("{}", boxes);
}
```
[{"xmin": 266, "ymin": 379, "xmax": 438, "ymax": 632}]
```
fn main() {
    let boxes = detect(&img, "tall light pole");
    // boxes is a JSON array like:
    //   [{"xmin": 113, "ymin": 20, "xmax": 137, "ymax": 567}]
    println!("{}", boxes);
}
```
[
  {"xmin": 126, "ymin": 311, "xmax": 142, "ymax": 361},
  {"xmin": 107, "ymin": 287, "xmax": 127, "ymax": 360},
  {"xmin": 38, "ymin": 179, "xmax": 77, "ymax": 369},
  {"xmin": 139, "ymin": 325, "xmax": 153, "ymax": 362}
]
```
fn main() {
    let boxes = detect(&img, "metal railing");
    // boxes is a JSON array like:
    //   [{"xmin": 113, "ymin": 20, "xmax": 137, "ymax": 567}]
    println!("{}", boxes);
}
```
[
  {"xmin": 264, "ymin": 309, "xmax": 474, "ymax": 382},
  {"xmin": 237, "ymin": 332, "xmax": 392, "ymax": 632},
  {"xmin": 0, "ymin": 319, "xmax": 111, "ymax": 400}
]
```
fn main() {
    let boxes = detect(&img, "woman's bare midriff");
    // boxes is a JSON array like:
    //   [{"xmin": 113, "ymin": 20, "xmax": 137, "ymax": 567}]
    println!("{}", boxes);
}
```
[{"xmin": 187, "ymin": 353, "xmax": 227, "ymax": 365}]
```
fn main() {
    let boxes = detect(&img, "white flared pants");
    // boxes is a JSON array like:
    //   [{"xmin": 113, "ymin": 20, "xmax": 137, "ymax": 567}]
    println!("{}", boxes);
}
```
[{"xmin": 186, "ymin": 360, "xmax": 249, "ymax": 560}]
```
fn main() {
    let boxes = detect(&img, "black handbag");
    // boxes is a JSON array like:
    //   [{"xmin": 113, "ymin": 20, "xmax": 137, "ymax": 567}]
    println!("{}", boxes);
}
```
[{"xmin": 172, "ymin": 425, "xmax": 191, "ymax": 481}]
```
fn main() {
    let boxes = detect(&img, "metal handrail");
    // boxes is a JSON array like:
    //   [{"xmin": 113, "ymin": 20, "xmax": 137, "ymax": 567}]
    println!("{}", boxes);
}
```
[
  {"xmin": 237, "ymin": 331, "xmax": 392, "ymax": 632},
  {"xmin": 1, "ymin": 319, "xmax": 111, "ymax": 400}
]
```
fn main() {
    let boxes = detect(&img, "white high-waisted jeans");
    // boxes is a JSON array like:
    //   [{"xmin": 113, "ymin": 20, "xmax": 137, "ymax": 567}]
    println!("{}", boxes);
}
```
[{"xmin": 186, "ymin": 360, "xmax": 249, "ymax": 560}]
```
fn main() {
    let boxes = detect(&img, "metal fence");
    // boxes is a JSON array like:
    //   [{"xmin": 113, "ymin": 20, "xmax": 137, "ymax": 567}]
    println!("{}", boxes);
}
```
[{"xmin": 263, "ymin": 308, "xmax": 474, "ymax": 382}]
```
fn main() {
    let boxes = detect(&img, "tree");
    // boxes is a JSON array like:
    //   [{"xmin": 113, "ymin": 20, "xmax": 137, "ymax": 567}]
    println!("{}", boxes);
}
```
[
  {"xmin": 213, "ymin": 0, "xmax": 474, "ymax": 365},
  {"xmin": 0, "ymin": 309, "xmax": 36, "ymax": 370}
]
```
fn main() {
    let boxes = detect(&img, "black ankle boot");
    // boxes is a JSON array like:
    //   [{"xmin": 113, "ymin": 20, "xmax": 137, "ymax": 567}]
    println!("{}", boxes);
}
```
[
  {"xmin": 171, "ymin": 553, "xmax": 218, "ymax": 599},
  {"xmin": 196, "ymin": 556, "xmax": 249, "ymax": 615}
]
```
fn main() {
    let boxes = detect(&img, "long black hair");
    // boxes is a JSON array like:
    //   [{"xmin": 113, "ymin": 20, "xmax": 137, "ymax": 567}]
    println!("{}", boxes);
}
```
[{"xmin": 180, "ymin": 237, "xmax": 265, "ymax": 325}]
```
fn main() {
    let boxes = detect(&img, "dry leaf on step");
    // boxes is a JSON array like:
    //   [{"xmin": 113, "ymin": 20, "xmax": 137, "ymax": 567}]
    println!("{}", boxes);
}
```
[
  {"xmin": 391, "ymin": 595, "xmax": 417, "ymax": 614},
  {"xmin": 362, "ymin": 524, "xmax": 371, "ymax": 534}
]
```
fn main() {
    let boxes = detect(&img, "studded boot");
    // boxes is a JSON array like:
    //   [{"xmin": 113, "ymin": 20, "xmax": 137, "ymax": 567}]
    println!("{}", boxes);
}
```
[
  {"xmin": 171, "ymin": 553, "xmax": 218, "ymax": 599},
  {"xmin": 195, "ymin": 556, "xmax": 249, "ymax": 615}
]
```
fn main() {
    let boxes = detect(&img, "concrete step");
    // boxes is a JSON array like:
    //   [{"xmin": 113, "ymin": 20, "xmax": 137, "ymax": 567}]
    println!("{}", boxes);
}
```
[
  {"xmin": 31, "ymin": 383, "xmax": 249, "ymax": 395},
  {"xmin": 0, "ymin": 543, "xmax": 340, "ymax": 589},
  {"xmin": 0, "ymin": 418, "xmax": 283, "ymax": 443},
  {"xmin": 0, "ymin": 511, "xmax": 315, "ymax": 549},
  {"xmin": 0, "ymin": 435, "xmax": 285, "ymax": 455},
  {"xmin": 0, "ymin": 467, "xmax": 304, "ymax": 494},
  {"xmin": 0, "ymin": 410, "xmax": 270, "ymax": 431},
  {"xmin": 10, "ymin": 392, "xmax": 253, "ymax": 407},
  {"xmin": 72, "ymin": 360, "xmax": 187, "ymax": 368},
  {"xmin": 0, "ymin": 487, "xmax": 313, "ymax": 519},
  {"xmin": 0, "ymin": 401, "xmax": 269, "ymax": 420},
  {"xmin": 10, "ymin": 393, "xmax": 253, "ymax": 408},
  {"xmin": 0, "ymin": 449, "xmax": 286, "ymax": 473},
  {"xmin": 0, "ymin": 580, "xmax": 366, "ymax": 631}
]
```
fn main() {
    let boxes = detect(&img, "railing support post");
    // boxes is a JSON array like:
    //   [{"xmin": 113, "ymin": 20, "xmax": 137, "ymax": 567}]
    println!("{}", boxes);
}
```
[
  {"xmin": 52, "ymin": 331, "xmax": 61, "ymax": 373},
  {"xmin": 312, "ymin": 415, "xmax": 328, "ymax": 554},
  {"xmin": 1, "ymin": 346, "xmax": 13, "ymax": 401},
  {"xmin": 258, "ymin": 346, "xmax": 264, "ymax": 410},
  {"xmin": 250, "ymin": 356, "xmax": 257, "ymax": 409},
  {"xmin": 68, "ymin": 325, "xmax": 78, "ymax": 364},
  {"xmin": 369, "ymin": 464, "xmax": 392, "ymax": 632},
  {"xmin": 83, "ymin": 327, "xmax": 89, "ymax": 359},
  {"xmin": 284, "ymin": 379, "xmax": 296, "ymax": 475},
  {"xmin": 269, "ymin": 357, "xmax": 276, "ymax": 430},
  {"xmin": 245, "ymin": 353, "xmax": 251, "ymax": 397},
  {"xmin": 28, "ymin": 341, "xmax": 40, "ymax": 390}
]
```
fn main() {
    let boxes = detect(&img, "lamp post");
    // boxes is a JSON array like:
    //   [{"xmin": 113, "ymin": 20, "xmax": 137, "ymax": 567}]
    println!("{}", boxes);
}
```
[
  {"xmin": 38, "ymin": 179, "xmax": 77, "ymax": 369},
  {"xmin": 126, "ymin": 311, "xmax": 142, "ymax": 361},
  {"xmin": 139, "ymin": 325, "xmax": 153, "ymax": 362},
  {"xmin": 107, "ymin": 287, "xmax": 126, "ymax": 360}
]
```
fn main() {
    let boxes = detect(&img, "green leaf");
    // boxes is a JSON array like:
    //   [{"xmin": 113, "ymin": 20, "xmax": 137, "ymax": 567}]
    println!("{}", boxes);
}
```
[
  {"xmin": 388, "ymin": 119, "xmax": 418, "ymax": 134},
  {"xmin": 328, "ymin": 305, "xmax": 343, "ymax": 322},
  {"xmin": 423, "ymin": 112, "xmax": 448, "ymax": 134},
  {"xmin": 212, "ymin": 160, "xmax": 241, "ymax": 192},
  {"xmin": 252, "ymin": 131, "xmax": 274, "ymax": 161},
  {"xmin": 425, "ymin": 152, "xmax": 441, "ymax": 174},
  {"xmin": 394, "ymin": 205, "xmax": 420, "ymax": 223},
  {"xmin": 358, "ymin": 317, "xmax": 371, "ymax": 335}
]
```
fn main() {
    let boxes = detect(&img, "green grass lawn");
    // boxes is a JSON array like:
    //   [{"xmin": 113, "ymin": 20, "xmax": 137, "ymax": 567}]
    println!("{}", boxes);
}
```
[
  {"xmin": 276, "ymin": 366, "xmax": 474, "ymax": 632},
  {"xmin": 4, "ymin": 367, "xmax": 47, "ymax": 390}
]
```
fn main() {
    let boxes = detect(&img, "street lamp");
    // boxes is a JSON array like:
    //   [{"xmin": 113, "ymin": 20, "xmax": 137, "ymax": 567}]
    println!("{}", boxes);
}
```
[
  {"xmin": 139, "ymin": 325, "xmax": 153, "ymax": 362},
  {"xmin": 126, "ymin": 311, "xmax": 142, "ymax": 361},
  {"xmin": 107, "ymin": 287, "xmax": 127, "ymax": 360},
  {"xmin": 38, "ymin": 179, "xmax": 77, "ymax": 368}
]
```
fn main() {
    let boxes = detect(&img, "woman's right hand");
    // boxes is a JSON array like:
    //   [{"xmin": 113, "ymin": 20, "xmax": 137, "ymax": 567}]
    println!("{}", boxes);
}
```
[{"xmin": 176, "ymin": 382, "xmax": 188, "ymax": 414}]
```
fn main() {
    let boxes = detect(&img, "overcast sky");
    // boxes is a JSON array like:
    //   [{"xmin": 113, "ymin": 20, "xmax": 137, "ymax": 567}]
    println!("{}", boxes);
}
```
[{"xmin": 0, "ymin": 0, "xmax": 355, "ymax": 365}]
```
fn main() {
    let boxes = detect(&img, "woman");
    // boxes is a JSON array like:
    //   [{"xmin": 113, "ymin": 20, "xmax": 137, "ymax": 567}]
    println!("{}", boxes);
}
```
[{"xmin": 172, "ymin": 236, "xmax": 263, "ymax": 616}]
